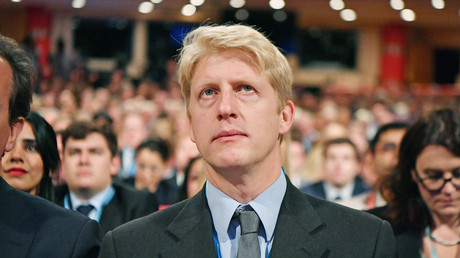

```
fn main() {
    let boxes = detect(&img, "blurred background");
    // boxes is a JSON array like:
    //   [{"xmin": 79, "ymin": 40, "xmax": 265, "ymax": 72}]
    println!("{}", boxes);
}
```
[
  {"xmin": 1, "ymin": 0, "xmax": 460, "ymax": 193},
  {"xmin": 1, "ymin": 0, "xmax": 460, "ymax": 91}
]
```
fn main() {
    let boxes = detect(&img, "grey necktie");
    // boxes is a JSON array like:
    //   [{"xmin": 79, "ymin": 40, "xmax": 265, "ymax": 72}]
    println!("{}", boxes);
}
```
[
  {"xmin": 236, "ymin": 206, "xmax": 261, "ymax": 258},
  {"xmin": 77, "ymin": 204, "xmax": 94, "ymax": 217}
]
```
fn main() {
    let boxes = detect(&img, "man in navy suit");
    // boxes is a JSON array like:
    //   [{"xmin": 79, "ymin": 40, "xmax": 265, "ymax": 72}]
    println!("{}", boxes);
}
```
[
  {"xmin": 301, "ymin": 138, "xmax": 371, "ymax": 202},
  {"xmin": 99, "ymin": 24, "xmax": 396, "ymax": 257},
  {"xmin": 54, "ymin": 121, "xmax": 158, "ymax": 233},
  {"xmin": 0, "ymin": 33, "xmax": 102, "ymax": 257}
]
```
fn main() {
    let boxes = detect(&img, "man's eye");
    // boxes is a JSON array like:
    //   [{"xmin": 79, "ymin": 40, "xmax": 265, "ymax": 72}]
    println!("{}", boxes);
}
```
[
  {"xmin": 203, "ymin": 89, "xmax": 214, "ymax": 96},
  {"xmin": 242, "ymin": 85, "xmax": 253, "ymax": 92}
]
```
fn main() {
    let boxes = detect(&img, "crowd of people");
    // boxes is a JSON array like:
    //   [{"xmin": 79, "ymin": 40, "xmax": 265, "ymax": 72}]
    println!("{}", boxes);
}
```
[{"xmin": 0, "ymin": 23, "xmax": 459, "ymax": 257}]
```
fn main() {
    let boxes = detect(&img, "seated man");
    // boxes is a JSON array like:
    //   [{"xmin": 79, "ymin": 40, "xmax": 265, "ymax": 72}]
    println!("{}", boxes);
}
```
[
  {"xmin": 301, "ymin": 138, "xmax": 370, "ymax": 201},
  {"xmin": 55, "ymin": 121, "xmax": 158, "ymax": 233},
  {"xmin": 0, "ymin": 33, "xmax": 102, "ymax": 257},
  {"xmin": 339, "ymin": 122, "xmax": 408, "ymax": 209},
  {"xmin": 99, "ymin": 24, "xmax": 395, "ymax": 257}
]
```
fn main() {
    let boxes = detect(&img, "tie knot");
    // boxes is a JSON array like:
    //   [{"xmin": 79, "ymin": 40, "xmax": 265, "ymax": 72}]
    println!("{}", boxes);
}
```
[
  {"xmin": 77, "ymin": 204, "xmax": 94, "ymax": 216},
  {"xmin": 235, "ymin": 206, "xmax": 260, "ymax": 234}
]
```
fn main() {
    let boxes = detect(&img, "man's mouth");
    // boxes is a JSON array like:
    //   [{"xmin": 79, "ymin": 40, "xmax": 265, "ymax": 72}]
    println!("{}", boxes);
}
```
[{"xmin": 213, "ymin": 129, "xmax": 247, "ymax": 141}]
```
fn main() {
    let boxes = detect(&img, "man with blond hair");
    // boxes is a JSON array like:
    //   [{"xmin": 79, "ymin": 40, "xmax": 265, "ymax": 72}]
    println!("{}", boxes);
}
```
[{"xmin": 100, "ymin": 24, "xmax": 396, "ymax": 257}]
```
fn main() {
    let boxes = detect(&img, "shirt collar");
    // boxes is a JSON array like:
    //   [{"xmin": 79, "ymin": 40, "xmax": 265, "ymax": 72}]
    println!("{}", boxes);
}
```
[
  {"xmin": 324, "ymin": 180, "xmax": 355, "ymax": 201},
  {"xmin": 69, "ymin": 185, "xmax": 113, "ymax": 212},
  {"xmin": 206, "ymin": 170, "xmax": 286, "ymax": 242}
]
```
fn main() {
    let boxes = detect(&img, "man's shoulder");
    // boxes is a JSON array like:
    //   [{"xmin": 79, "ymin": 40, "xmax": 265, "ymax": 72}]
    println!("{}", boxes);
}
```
[
  {"xmin": 106, "ymin": 198, "xmax": 190, "ymax": 245},
  {"xmin": 112, "ymin": 183, "xmax": 156, "ymax": 201},
  {"xmin": 1, "ymin": 182, "xmax": 99, "ymax": 232},
  {"xmin": 305, "ymin": 193, "xmax": 383, "ymax": 223}
]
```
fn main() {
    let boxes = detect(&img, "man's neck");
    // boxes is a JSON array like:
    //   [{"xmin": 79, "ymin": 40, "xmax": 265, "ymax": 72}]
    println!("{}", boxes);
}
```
[{"xmin": 204, "ymin": 160, "xmax": 282, "ymax": 204}]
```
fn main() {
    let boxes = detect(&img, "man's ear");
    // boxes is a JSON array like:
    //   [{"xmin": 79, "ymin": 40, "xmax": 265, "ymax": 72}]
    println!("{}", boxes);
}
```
[
  {"xmin": 4, "ymin": 117, "xmax": 24, "ymax": 152},
  {"xmin": 279, "ymin": 101, "xmax": 295, "ymax": 136},
  {"xmin": 110, "ymin": 155, "xmax": 121, "ymax": 176}
]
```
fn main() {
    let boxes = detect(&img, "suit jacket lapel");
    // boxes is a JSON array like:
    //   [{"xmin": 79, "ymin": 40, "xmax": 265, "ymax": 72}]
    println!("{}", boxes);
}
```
[
  {"xmin": 270, "ymin": 179, "xmax": 329, "ymax": 257},
  {"xmin": 0, "ymin": 178, "xmax": 36, "ymax": 257},
  {"xmin": 160, "ymin": 189, "xmax": 217, "ymax": 257}
]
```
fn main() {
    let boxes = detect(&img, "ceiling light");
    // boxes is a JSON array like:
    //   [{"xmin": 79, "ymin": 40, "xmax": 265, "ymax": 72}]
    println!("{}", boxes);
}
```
[
  {"xmin": 390, "ymin": 0, "xmax": 404, "ymax": 11},
  {"xmin": 400, "ymin": 9, "xmax": 416, "ymax": 21},
  {"xmin": 138, "ymin": 1, "xmax": 154, "ymax": 13},
  {"xmin": 150, "ymin": 0, "xmax": 163, "ymax": 3},
  {"xmin": 235, "ymin": 9, "xmax": 249, "ymax": 20},
  {"xmin": 182, "ymin": 4, "xmax": 196, "ymax": 16},
  {"xmin": 340, "ymin": 9, "xmax": 356, "ymax": 21},
  {"xmin": 11, "ymin": 0, "xmax": 22, "ymax": 3},
  {"xmin": 431, "ymin": 0, "xmax": 445, "ymax": 10},
  {"xmin": 273, "ymin": 10, "xmax": 287, "ymax": 22},
  {"xmin": 72, "ymin": 0, "xmax": 86, "ymax": 9},
  {"xmin": 269, "ymin": 0, "xmax": 285, "ymax": 10},
  {"xmin": 190, "ymin": 0, "xmax": 205, "ymax": 7},
  {"xmin": 230, "ymin": 0, "xmax": 245, "ymax": 8},
  {"xmin": 329, "ymin": 0, "xmax": 345, "ymax": 11}
]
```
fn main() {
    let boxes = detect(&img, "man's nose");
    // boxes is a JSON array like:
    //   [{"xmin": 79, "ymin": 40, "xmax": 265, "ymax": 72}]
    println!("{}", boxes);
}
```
[{"xmin": 217, "ymin": 91, "xmax": 237, "ymax": 120}]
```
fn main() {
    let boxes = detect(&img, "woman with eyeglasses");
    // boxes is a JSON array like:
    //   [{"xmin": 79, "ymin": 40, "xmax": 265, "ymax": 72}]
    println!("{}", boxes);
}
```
[{"xmin": 369, "ymin": 108, "xmax": 460, "ymax": 258}]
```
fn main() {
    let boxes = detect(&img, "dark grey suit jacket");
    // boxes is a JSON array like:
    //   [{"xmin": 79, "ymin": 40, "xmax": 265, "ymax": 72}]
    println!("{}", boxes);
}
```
[
  {"xmin": 99, "ymin": 177, "xmax": 396, "ymax": 257},
  {"xmin": 0, "ymin": 178, "xmax": 103, "ymax": 257}
]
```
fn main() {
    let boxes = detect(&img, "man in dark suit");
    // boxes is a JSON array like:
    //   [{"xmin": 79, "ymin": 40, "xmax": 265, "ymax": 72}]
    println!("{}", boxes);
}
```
[
  {"xmin": 0, "ymin": 33, "xmax": 102, "ymax": 257},
  {"xmin": 301, "ymin": 138, "xmax": 371, "ymax": 202},
  {"xmin": 100, "ymin": 24, "xmax": 396, "ymax": 257},
  {"xmin": 55, "ymin": 121, "xmax": 158, "ymax": 233}
]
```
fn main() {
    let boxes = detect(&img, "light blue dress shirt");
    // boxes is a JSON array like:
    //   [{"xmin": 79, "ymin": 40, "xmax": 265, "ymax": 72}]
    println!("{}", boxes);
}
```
[
  {"xmin": 206, "ymin": 170, "xmax": 287, "ymax": 258},
  {"xmin": 66, "ymin": 185, "xmax": 115, "ymax": 222}
]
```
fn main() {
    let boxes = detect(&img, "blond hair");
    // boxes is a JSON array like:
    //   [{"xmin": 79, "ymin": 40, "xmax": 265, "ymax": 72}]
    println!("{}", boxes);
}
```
[{"xmin": 177, "ymin": 24, "xmax": 293, "ymax": 116}]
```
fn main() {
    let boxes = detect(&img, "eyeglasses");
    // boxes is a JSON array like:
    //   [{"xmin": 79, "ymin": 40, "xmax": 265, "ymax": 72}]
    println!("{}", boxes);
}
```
[{"xmin": 414, "ymin": 168, "xmax": 460, "ymax": 191}]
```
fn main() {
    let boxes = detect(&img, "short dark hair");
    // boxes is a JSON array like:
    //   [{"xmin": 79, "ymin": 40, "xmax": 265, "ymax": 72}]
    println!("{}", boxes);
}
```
[
  {"xmin": 62, "ymin": 121, "xmax": 118, "ymax": 157},
  {"xmin": 135, "ymin": 137, "xmax": 170, "ymax": 162},
  {"xmin": 382, "ymin": 108, "xmax": 460, "ymax": 231},
  {"xmin": 323, "ymin": 137, "xmax": 360, "ymax": 161},
  {"xmin": 0, "ymin": 34, "xmax": 33, "ymax": 124},
  {"xmin": 369, "ymin": 122, "xmax": 409, "ymax": 154},
  {"xmin": 26, "ymin": 112, "xmax": 60, "ymax": 201}
]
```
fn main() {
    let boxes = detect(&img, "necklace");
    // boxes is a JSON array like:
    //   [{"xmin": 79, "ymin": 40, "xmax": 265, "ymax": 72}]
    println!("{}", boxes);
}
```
[{"xmin": 426, "ymin": 226, "xmax": 460, "ymax": 246}]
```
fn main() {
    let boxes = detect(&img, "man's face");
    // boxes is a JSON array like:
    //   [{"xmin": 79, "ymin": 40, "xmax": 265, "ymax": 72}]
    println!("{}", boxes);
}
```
[
  {"xmin": 62, "ymin": 133, "xmax": 118, "ymax": 195},
  {"xmin": 373, "ymin": 128, "xmax": 406, "ymax": 177},
  {"xmin": 0, "ymin": 56, "xmax": 24, "ymax": 160},
  {"xmin": 323, "ymin": 143, "xmax": 359, "ymax": 187},
  {"xmin": 188, "ymin": 49, "xmax": 293, "ymax": 173}
]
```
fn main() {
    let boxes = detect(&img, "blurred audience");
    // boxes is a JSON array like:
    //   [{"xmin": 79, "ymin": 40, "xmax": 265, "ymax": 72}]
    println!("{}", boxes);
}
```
[
  {"xmin": 301, "ymin": 138, "xmax": 370, "ymax": 202},
  {"xmin": 132, "ymin": 137, "xmax": 178, "ymax": 207},
  {"xmin": 339, "ymin": 122, "xmax": 408, "ymax": 210},
  {"xmin": 54, "ymin": 121, "xmax": 158, "ymax": 233},
  {"xmin": 177, "ymin": 156, "xmax": 205, "ymax": 201}
]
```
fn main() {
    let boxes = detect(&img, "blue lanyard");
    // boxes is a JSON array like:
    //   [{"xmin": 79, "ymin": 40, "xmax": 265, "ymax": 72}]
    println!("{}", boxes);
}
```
[{"xmin": 64, "ymin": 187, "xmax": 115, "ymax": 222}]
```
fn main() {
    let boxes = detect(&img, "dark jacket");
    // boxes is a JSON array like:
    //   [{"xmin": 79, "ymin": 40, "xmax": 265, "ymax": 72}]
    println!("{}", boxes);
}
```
[
  {"xmin": 367, "ymin": 206, "xmax": 422, "ymax": 258},
  {"xmin": 300, "ymin": 176, "xmax": 371, "ymax": 200},
  {"xmin": 0, "ymin": 177, "xmax": 103, "ymax": 257},
  {"xmin": 55, "ymin": 182, "xmax": 158, "ymax": 233},
  {"xmin": 99, "ymin": 177, "xmax": 396, "ymax": 257}
]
